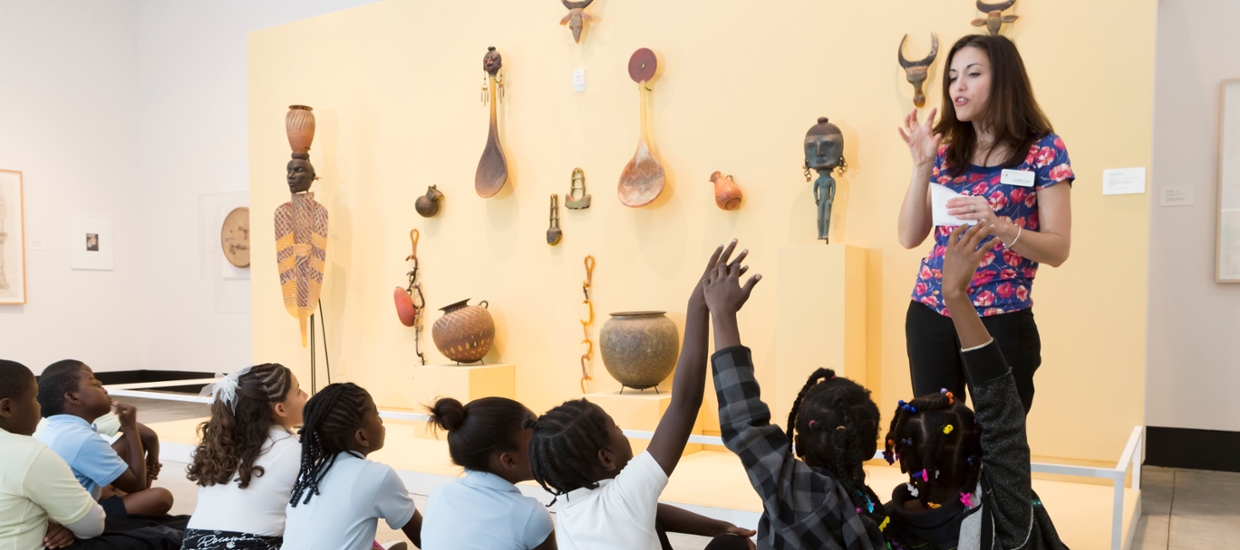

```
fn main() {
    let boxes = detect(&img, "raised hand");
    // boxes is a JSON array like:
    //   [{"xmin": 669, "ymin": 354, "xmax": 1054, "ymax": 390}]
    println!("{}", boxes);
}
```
[
  {"xmin": 702, "ymin": 243, "xmax": 761, "ymax": 316},
  {"xmin": 942, "ymin": 223, "xmax": 999, "ymax": 300},
  {"xmin": 113, "ymin": 402, "xmax": 138, "ymax": 428},
  {"xmin": 898, "ymin": 107, "xmax": 942, "ymax": 170}
]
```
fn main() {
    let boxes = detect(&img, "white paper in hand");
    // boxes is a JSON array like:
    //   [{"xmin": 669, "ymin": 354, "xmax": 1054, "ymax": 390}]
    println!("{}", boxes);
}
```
[{"xmin": 931, "ymin": 183, "xmax": 978, "ymax": 227}]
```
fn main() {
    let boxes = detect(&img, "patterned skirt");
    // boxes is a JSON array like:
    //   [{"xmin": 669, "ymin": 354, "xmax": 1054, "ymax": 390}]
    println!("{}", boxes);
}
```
[{"xmin": 180, "ymin": 529, "xmax": 282, "ymax": 550}]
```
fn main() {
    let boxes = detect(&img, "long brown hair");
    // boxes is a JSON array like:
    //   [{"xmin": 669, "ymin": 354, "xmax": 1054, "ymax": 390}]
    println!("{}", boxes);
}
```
[
  {"xmin": 934, "ymin": 34, "xmax": 1053, "ymax": 177},
  {"xmin": 187, "ymin": 363, "xmax": 293, "ymax": 488}
]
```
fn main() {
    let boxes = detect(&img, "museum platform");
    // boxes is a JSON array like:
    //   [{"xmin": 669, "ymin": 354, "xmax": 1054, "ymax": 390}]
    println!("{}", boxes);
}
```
[{"xmin": 150, "ymin": 415, "xmax": 1140, "ymax": 549}]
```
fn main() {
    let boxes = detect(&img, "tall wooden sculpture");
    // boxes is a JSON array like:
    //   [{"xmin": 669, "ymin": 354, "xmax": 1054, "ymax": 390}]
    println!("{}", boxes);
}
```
[
  {"xmin": 476, "ymin": 47, "xmax": 508, "ymax": 198},
  {"xmin": 804, "ymin": 117, "xmax": 847, "ymax": 243},
  {"xmin": 275, "ymin": 105, "xmax": 329, "ymax": 346}
]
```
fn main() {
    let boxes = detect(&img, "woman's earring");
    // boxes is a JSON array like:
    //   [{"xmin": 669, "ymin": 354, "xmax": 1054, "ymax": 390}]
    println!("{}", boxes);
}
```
[{"xmin": 803, "ymin": 161, "xmax": 812, "ymax": 182}]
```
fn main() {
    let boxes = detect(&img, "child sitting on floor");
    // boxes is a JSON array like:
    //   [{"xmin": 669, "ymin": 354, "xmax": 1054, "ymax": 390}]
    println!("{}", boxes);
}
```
[
  {"xmin": 182, "ymin": 363, "xmax": 308, "ymax": 550},
  {"xmin": 704, "ymin": 240, "xmax": 887, "ymax": 549},
  {"xmin": 0, "ymin": 359, "xmax": 105, "ymax": 550},
  {"xmin": 421, "ymin": 396, "xmax": 554, "ymax": 550},
  {"xmin": 36, "ymin": 360, "xmax": 175, "ymax": 518},
  {"xmin": 880, "ymin": 224, "xmax": 1067, "ymax": 550},
  {"xmin": 283, "ymin": 382, "xmax": 423, "ymax": 550},
  {"xmin": 526, "ymin": 241, "xmax": 757, "ymax": 550}
]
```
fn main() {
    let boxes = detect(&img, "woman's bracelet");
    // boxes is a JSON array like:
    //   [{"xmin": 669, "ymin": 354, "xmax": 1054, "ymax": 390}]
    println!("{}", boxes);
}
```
[{"xmin": 1007, "ymin": 225, "xmax": 1023, "ymax": 248}]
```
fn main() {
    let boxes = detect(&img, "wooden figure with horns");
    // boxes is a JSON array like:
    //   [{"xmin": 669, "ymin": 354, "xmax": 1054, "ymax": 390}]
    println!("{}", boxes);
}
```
[
  {"xmin": 560, "ymin": 0, "xmax": 598, "ymax": 44},
  {"xmin": 973, "ymin": 0, "xmax": 1019, "ymax": 36},
  {"xmin": 898, "ymin": 33, "xmax": 939, "ymax": 109}
]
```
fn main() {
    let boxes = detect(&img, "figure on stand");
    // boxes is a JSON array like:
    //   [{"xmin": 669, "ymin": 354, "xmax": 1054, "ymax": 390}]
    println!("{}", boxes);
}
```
[
  {"xmin": 803, "ymin": 117, "xmax": 847, "ymax": 243},
  {"xmin": 275, "ymin": 105, "xmax": 329, "ymax": 347}
]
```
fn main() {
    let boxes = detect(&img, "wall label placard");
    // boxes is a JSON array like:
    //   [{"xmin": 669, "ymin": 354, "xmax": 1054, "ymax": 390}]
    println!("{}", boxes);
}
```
[
  {"xmin": 1102, "ymin": 167, "xmax": 1147, "ymax": 195},
  {"xmin": 1159, "ymin": 186, "xmax": 1194, "ymax": 207}
]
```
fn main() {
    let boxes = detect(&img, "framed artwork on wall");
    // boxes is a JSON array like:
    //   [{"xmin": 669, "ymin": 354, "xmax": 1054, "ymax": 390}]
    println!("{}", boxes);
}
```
[
  {"xmin": 0, "ymin": 169, "xmax": 27, "ymax": 305},
  {"xmin": 70, "ymin": 215, "xmax": 114, "ymax": 270},
  {"xmin": 1218, "ymin": 80, "xmax": 1240, "ymax": 282}
]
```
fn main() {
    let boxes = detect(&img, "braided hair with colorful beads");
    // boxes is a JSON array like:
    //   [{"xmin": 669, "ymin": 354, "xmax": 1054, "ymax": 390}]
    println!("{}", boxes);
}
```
[
  {"xmin": 882, "ymin": 389, "xmax": 983, "ymax": 510},
  {"xmin": 289, "ymin": 382, "xmax": 374, "ymax": 507},
  {"xmin": 524, "ymin": 399, "xmax": 615, "ymax": 502},
  {"xmin": 786, "ymin": 367, "xmax": 886, "ymax": 526}
]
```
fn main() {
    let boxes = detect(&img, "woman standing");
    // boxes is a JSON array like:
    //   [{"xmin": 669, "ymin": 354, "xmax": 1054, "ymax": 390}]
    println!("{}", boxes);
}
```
[{"xmin": 897, "ymin": 34, "xmax": 1073, "ymax": 414}]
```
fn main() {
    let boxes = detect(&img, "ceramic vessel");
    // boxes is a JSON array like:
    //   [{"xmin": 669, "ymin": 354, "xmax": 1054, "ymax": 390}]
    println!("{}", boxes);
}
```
[
  {"xmin": 432, "ymin": 299, "xmax": 495, "ymax": 363},
  {"xmin": 286, "ymin": 105, "xmax": 316, "ymax": 154},
  {"xmin": 415, "ymin": 185, "xmax": 444, "ymax": 217},
  {"xmin": 600, "ymin": 311, "xmax": 679, "ymax": 390},
  {"xmin": 710, "ymin": 172, "xmax": 742, "ymax": 210}
]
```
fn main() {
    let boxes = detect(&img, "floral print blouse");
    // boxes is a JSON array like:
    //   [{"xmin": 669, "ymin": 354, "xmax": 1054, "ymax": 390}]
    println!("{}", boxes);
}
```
[{"xmin": 911, "ymin": 134, "xmax": 1074, "ymax": 317}]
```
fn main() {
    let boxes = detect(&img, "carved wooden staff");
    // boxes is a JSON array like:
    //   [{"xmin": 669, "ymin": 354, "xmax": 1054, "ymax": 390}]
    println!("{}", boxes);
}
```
[
  {"xmin": 476, "ymin": 47, "xmax": 508, "ymax": 198},
  {"xmin": 580, "ymin": 255, "xmax": 595, "ymax": 393}
]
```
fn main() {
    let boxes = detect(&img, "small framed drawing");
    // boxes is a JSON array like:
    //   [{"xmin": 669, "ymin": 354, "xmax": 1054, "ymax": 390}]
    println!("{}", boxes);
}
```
[
  {"xmin": 1218, "ymin": 80, "xmax": 1240, "ymax": 282},
  {"xmin": 70, "ymin": 216, "xmax": 114, "ymax": 270},
  {"xmin": 0, "ymin": 169, "xmax": 27, "ymax": 305}
]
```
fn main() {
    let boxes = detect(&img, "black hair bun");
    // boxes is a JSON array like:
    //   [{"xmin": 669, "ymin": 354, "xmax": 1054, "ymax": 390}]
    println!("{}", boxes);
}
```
[{"xmin": 429, "ymin": 397, "xmax": 466, "ymax": 432}]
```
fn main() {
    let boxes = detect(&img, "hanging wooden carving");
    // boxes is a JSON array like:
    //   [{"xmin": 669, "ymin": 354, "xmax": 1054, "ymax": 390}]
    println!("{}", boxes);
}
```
[
  {"xmin": 547, "ymin": 194, "xmax": 563, "ymax": 245},
  {"xmin": 972, "ymin": 0, "xmax": 1019, "ymax": 36},
  {"xmin": 394, "ymin": 229, "xmax": 426, "ymax": 365},
  {"xmin": 618, "ymin": 48, "xmax": 666, "ymax": 208},
  {"xmin": 560, "ymin": 0, "xmax": 598, "ymax": 44},
  {"xmin": 898, "ymin": 33, "xmax": 939, "ymax": 109},
  {"xmin": 566, "ymin": 168, "xmax": 591, "ymax": 209},
  {"xmin": 476, "ymin": 47, "xmax": 508, "ymax": 198},
  {"xmin": 275, "ymin": 105, "xmax": 329, "ymax": 347},
  {"xmin": 580, "ymin": 255, "xmax": 595, "ymax": 393}
]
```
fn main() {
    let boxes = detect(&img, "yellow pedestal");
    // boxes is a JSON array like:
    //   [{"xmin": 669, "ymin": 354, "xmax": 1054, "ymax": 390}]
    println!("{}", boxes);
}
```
[
  {"xmin": 585, "ymin": 390, "xmax": 703, "ymax": 455},
  {"xmin": 775, "ymin": 245, "xmax": 868, "ymax": 422},
  {"xmin": 411, "ymin": 364, "xmax": 515, "ymax": 439}
]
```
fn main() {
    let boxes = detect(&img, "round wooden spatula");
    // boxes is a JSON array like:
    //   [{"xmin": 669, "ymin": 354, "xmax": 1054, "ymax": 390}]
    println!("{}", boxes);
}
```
[{"xmin": 618, "ymin": 48, "xmax": 666, "ymax": 207}]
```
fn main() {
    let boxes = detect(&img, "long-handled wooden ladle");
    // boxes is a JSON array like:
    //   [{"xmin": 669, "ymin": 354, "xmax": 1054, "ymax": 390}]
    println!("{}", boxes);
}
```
[
  {"xmin": 618, "ymin": 48, "xmax": 665, "ymax": 207},
  {"xmin": 476, "ymin": 47, "xmax": 508, "ymax": 198}
]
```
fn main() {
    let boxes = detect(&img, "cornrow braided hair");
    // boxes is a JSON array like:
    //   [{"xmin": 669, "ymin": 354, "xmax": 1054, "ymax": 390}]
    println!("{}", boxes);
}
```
[
  {"xmin": 786, "ymin": 368, "xmax": 886, "ymax": 526},
  {"xmin": 883, "ymin": 389, "xmax": 982, "ymax": 510},
  {"xmin": 187, "ymin": 363, "xmax": 293, "ymax": 488},
  {"xmin": 289, "ymin": 382, "xmax": 373, "ymax": 507},
  {"xmin": 525, "ymin": 399, "xmax": 613, "ymax": 503}
]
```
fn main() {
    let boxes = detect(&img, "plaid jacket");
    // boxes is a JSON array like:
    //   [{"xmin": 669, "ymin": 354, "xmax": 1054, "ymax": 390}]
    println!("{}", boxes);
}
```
[{"xmin": 712, "ymin": 346, "xmax": 885, "ymax": 550}]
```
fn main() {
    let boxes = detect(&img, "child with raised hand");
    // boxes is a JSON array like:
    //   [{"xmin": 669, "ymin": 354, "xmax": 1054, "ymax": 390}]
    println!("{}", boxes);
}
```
[
  {"xmin": 705, "ymin": 240, "xmax": 887, "ymax": 549},
  {"xmin": 880, "ymin": 223, "xmax": 1067, "ymax": 549},
  {"xmin": 0, "ymin": 359, "xmax": 105, "ymax": 550},
  {"xmin": 283, "ymin": 382, "xmax": 423, "ymax": 550},
  {"xmin": 182, "ymin": 363, "xmax": 308, "ymax": 550},
  {"xmin": 421, "ymin": 396, "xmax": 554, "ymax": 550},
  {"xmin": 526, "ymin": 241, "xmax": 757, "ymax": 550},
  {"xmin": 35, "ymin": 360, "xmax": 176, "ymax": 518}
]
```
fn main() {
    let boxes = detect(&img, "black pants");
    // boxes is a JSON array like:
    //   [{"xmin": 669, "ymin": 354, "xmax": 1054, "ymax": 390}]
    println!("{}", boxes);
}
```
[
  {"xmin": 656, "ymin": 525, "xmax": 752, "ymax": 550},
  {"xmin": 905, "ymin": 301, "xmax": 1041, "ymax": 414}
]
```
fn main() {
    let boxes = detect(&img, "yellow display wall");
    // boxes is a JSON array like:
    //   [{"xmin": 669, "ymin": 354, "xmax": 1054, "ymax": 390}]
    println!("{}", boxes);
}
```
[{"xmin": 249, "ymin": 0, "xmax": 1155, "ymax": 463}]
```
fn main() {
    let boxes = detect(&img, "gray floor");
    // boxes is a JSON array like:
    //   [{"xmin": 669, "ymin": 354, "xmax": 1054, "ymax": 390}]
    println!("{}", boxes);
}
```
[{"xmin": 131, "ymin": 397, "xmax": 1240, "ymax": 549}]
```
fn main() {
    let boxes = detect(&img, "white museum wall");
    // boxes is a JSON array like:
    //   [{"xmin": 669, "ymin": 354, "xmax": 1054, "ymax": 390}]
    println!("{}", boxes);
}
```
[
  {"xmin": 0, "ymin": 0, "xmax": 379, "ymax": 373},
  {"xmin": 0, "ymin": 0, "xmax": 147, "ymax": 372},
  {"xmin": 132, "ymin": 0, "xmax": 380, "ymax": 373},
  {"xmin": 1146, "ymin": 0, "xmax": 1240, "ymax": 433}
]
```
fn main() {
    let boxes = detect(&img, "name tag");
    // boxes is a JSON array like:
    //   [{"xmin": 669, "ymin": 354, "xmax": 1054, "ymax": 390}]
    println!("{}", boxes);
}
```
[{"xmin": 1001, "ymin": 169, "xmax": 1035, "ymax": 187}]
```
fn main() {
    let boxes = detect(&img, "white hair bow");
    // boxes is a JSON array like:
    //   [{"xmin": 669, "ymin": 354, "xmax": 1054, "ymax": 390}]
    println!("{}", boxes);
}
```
[{"xmin": 202, "ymin": 366, "xmax": 253, "ymax": 412}]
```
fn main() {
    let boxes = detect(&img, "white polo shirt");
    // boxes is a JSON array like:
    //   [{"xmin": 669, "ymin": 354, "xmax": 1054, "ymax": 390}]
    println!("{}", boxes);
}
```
[
  {"xmin": 0, "ymin": 428, "xmax": 100, "ymax": 550},
  {"xmin": 554, "ymin": 451, "xmax": 669, "ymax": 550},
  {"xmin": 283, "ymin": 452, "xmax": 416, "ymax": 550},
  {"xmin": 187, "ymin": 427, "xmax": 300, "ymax": 537},
  {"xmin": 421, "ymin": 470, "xmax": 554, "ymax": 550}
]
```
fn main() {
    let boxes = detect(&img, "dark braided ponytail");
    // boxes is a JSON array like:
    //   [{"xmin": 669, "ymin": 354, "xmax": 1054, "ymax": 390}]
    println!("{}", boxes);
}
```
[
  {"xmin": 289, "ymin": 382, "xmax": 373, "ymax": 507},
  {"xmin": 526, "ymin": 399, "xmax": 614, "ymax": 502},
  {"xmin": 883, "ymin": 389, "xmax": 982, "ymax": 510},
  {"xmin": 786, "ymin": 368, "xmax": 886, "ymax": 525}
]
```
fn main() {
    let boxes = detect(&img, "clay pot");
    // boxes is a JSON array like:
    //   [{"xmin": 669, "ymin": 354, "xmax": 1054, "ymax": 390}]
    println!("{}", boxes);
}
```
[
  {"xmin": 394, "ymin": 288, "xmax": 417, "ymax": 327},
  {"xmin": 600, "ymin": 311, "xmax": 680, "ymax": 390},
  {"xmin": 432, "ymin": 299, "xmax": 495, "ymax": 364},
  {"xmin": 710, "ymin": 171, "xmax": 742, "ymax": 211},
  {"xmin": 415, "ymin": 185, "xmax": 444, "ymax": 218},
  {"xmin": 286, "ymin": 105, "xmax": 316, "ymax": 154}
]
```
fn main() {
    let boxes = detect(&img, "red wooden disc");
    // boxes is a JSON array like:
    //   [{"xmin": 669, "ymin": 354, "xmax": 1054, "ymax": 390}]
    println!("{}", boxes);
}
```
[{"xmin": 628, "ymin": 48, "xmax": 657, "ymax": 83}]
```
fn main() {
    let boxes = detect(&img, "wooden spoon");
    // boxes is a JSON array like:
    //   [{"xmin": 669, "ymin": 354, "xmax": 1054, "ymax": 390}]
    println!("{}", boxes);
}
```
[
  {"xmin": 476, "ymin": 47, "xmax": 508, "ymax": 198},
  {"xmin": 618, "ymin": 48, "xmax": 665, "ymax": 207}
]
